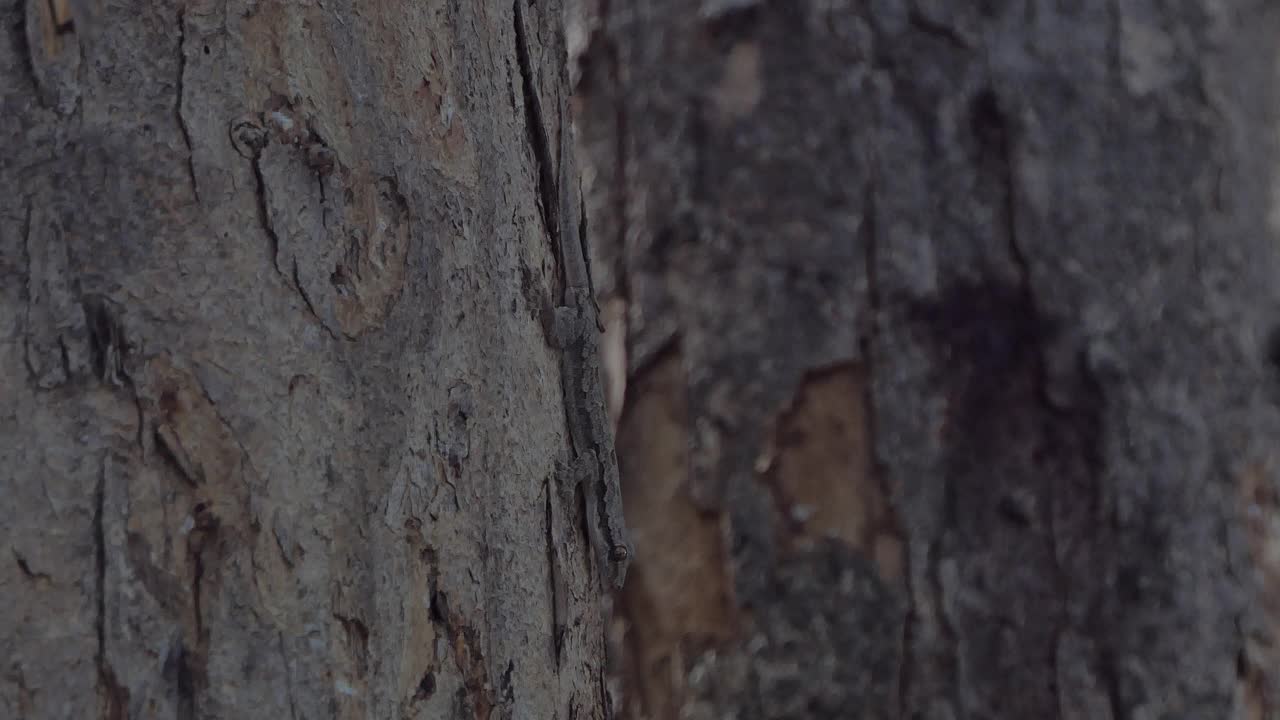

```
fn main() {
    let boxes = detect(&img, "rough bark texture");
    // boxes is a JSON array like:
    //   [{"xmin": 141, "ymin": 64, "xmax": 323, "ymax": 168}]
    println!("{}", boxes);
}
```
[
  {"xmin": 575, "ymin": 1, "xmax": 1280, "ymax": 718},
  {"xmin": 2, "ymin": 1, "xmax": 614, "ymax": 718}
]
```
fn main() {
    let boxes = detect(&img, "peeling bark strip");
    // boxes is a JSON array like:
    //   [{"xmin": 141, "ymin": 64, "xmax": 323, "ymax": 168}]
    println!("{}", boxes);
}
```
[
  {"xmin": 578, "ymin": 1, "xmax": 1280, "ymax": 718},
  {"xmin": 2, "ymin": 0, "xmax": 607, "ymax": 718}
]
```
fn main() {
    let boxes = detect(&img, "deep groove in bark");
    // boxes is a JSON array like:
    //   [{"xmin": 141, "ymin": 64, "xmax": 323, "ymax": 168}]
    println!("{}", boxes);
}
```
[
  {"xmin": 513, "ymin": 0, "xmax": 561, "ymax": 254},
  {"xmin": 290, "ymin": 256, "xmax": 337, "ymax": 340},
  {"xmin": 175, "ymin": 10, "xmax": 199, "ymax": 202},
  {"xmin": 906, "ymin": 9, "xmax": 971, "ymax": 50},
  {"xmin": 94, "ymin": 460, "xmax": 107, "ymax": 670},
  {"xmin": 250, "ymin": 152, "xmax": 283, "ymax": 277},
  {"xmin": 15, "ymin": 1, "xmax": 42, "ymax": 96},
  {"xmin": 277, "ymin": 632, "xmax": 299, "ymax": 720}
]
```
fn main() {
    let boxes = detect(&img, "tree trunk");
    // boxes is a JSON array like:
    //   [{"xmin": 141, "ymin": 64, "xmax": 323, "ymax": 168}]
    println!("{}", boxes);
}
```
[
  {"xmin": 575, "ymin": 1, "xmax": 1280, "ymax": 718},
  {"xmin": 2, "ymin": 1, "xmax": 611, "ymax": 718}
]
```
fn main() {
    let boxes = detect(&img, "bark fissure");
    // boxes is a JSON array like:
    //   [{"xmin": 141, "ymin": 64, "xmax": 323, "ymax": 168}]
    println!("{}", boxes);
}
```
[
  {"xmin": 995, "ymin": 89, "xmax": 1068, "ymax": 720},
  {"xmin": 83, "ymin": 296, "xmax": 129, "ymax": 386},
  {"xmin": 94, "ymin": 458, "xmax": 106, "ymax": 672},
  {"xmin": 16, "ymin": 1, "xmax": 42, "ymax": 94},
  {"xmin": 12, "ymin": 550, "xmax": 51, "ymax": 582},
  {"xmin": 512, "ymin": 0, "xmax": 560, "ymax": 254},
  {"xmin": 906, "ymin": 9, "xmax": 971, "ymax": 50},
  {"xmin": 277, "ymin": 632, "xmax": 299, "ymax": 720},
  {"xmin": 1100, "ymin": 647, "xmax": 1127, "ymax": 720},
  {"xmin": 545, "ymin": 476, "xmax": 565, "ymax": 664},
  {"xmin": 190, "ymin": 545, "xmax": 204, "ymax": 641},
  {"xmin": 290, "ymin": 256, "xmax": 338, "ymax": 341},
  {"xmin": 931, "ymin": 538, "xmax": 961, "ymax": 714},
  {"xmin": 441, "ymin": 592, "xmax": 496, "ymax": 720},
  {"xmin": 175, "ymin": 9, "xmax": 199, "ymax": 202},
  {"xmin": 19, "ymin": 199, "xmax": 37, "ymax": 384},
  {"xmin": 173, "ymin": 641, "xmax": 197, "ymax": 720},
  {"xmin": 249, "ymin": 151, "xmax": 282, "ymax": 274},
  {"xmin": 94, "ymin": 458, "xmax": 129, "ymax": 719}
]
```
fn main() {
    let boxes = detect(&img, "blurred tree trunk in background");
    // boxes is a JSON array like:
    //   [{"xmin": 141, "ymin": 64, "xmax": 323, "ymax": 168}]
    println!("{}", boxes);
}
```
[
  {"xmin": 575, "ymin": 1, "xmax": 1280, "ymax": 718},
  {"xmin": 2, "ymin": 1, "xmax": 611, "ymax": 718}
]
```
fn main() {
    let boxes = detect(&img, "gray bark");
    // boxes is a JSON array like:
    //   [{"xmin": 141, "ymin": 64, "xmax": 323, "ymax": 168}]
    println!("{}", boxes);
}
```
[
  {"xmin": 576, "ymin": 1, "xmax": 1280, "ymax": 718},
  {"xmin": 2, "ymin": 1, "xmax": 612, "ymax": 718}
]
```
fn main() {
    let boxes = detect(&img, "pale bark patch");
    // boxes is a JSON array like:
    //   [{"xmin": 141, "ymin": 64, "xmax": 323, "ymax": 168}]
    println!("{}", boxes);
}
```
[
  {"xmin": 763, "ymin": 364, "xmax": 903, "ymax": 585},
  {"xmin": 618, "ymin": 349, "xmax": 736, "ymax": 719},
  {"xmin": 710, "ymin": 42, "xmax": 762, "ymax": 125}
]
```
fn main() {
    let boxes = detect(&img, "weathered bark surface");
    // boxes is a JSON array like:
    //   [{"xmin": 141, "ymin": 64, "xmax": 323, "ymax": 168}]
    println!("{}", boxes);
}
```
[
  {"xmin": 2, "ymin": 1, "xmax": 612, "ymax": 718},
  {"xmin": 576, "ymin": 1, "xmax": 1280, "ymax": 718}
]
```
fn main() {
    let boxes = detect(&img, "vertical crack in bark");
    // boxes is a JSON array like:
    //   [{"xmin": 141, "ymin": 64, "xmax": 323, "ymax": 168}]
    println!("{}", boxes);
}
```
[
  {"xmin": 998, "ymin": 102, "xmax": 1060, "ymax": 720},
  {"xmin": 83, "ymin": 296, "xmax": 127, "ymax": 386},
  {"xmin": 1052, "ymin": 626, "xmax": 1069, "ymax": 720},
  {"xmin": 995, "ymin": 86, "xmax": 1071, "ymax": 720},
  {"xmin": 94, "ymin": 457, "xmax": 107, "ymax": 677},
  {"xmin": 175, "ymin": 9, "xmax": 199, "ymax": 202},
  {"xmin": 131, "ymin": 383, "xmax": 146, "ymax": 451},
  {"xmin": 929, "ymin": 528, "xmax": 961, "ymax": 715},
  {"xmin": 72, "ymin": 11, "xmax": 85, "ymax": 120},
  {"xmin": 859, "ymin": 179, "xmax": 881, "ymax": 350},
  {"xmin": 174, "ymin": 640, "xmax": 197, "ymax": 720},
  {"xmin": 545, "ymin": 476, "xmax": 566, "ymax": 665},
  {"xmin": 1221, "ymin": 509, "xmax": 1262, "ymax": 719},
  {"xmin": 16, "ymin": 0, "xmax": 42, "ymax": 95},
  {"xmin": 20, "ymin": 200, "xmax": 36, "ymax": 383},
  {"xmin": 277, "ymin": 631, "xmax": 299, "ymax": 720},
  {"xmin": 513, "ymin": 0, "xmax": 561, "ymax": 253},
  {"xmin": 578, "ymin": 181, "xmax": 600, "ymax": 304},
  {"xmin": 432, "ymin": 587, "xmax": 496, "ymax": 720},
  {"xmin": 598, "ymin": 666, "xmax": 614, "ymax": 720},
  {"xmin": 290, "ymin": 256, "xmax": 337, "ymax": 341},
  {"xmin": 249, "ymin": 151, "xmax": 283, "ymax": 276},
  {"xmin": 1100, "ymin": 647, "xmax": 1127, "ymax": 720},
  {"xmin": 999, "ymin": 115, "xmax": 1037, "ymax": 335},
  {"xmin": 95, "ymin": 456, "xmax": 128, "ymax": 718},
  {"xmin": 499, "ymin": 660, "xmax": 517, "ymax": 712},
  {"xmin": 57, "ymin": 335, "xmax": 72, "ymax": 381},
  {"xmin": 191, "ymin": 548, "xmax": 203, "ymax": 641},
  {"xmin": 861, "ymin": 176, "xmax": 911, "ymax": 719},
  {"xmin": 1105, "ymin": 0, "xmax": 1123, "ymax": 88}
]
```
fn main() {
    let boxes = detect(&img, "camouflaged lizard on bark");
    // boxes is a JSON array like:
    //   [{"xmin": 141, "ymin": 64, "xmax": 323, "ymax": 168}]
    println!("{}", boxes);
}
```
[
  {"xmin": 514, "ymin": 0, "xmax": 632, "ymax": 592},
  {"xmin": 547, "ymin": 205, "xmax": 633, "ymax": 590}
]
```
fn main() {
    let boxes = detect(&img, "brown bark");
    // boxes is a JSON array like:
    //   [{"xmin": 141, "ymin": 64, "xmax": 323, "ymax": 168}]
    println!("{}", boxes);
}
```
[
  {"xmin": 2, "ymin": 1, "xmax": 612, "ymax": 718},
  {"xmin": 576, "ymin": 1, "xmax": 1280, "ymax": 718}
]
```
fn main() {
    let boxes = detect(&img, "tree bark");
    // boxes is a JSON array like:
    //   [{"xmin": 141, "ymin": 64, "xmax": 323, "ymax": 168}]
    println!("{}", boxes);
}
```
[
  {"xmin": 2, "ymin": 1, "xmax": 611, "ymax": 718},
  {"xmin": 575, "ymin": 1, "xmax": 1280, "ymax": 718}
]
